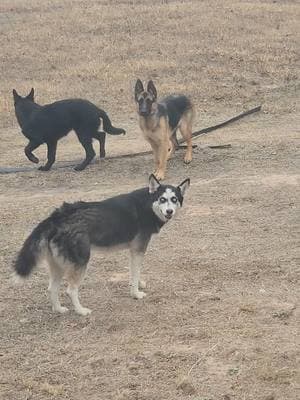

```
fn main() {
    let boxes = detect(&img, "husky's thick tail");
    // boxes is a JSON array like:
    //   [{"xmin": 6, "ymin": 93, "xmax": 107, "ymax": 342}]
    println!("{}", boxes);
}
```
[
  {"xmin": 98, "ymin": 109, "xmax": 126, "ymax": 136},
  {"xmin": 13, "ymin": 220, "xmax": 50, "ymax": 278}
]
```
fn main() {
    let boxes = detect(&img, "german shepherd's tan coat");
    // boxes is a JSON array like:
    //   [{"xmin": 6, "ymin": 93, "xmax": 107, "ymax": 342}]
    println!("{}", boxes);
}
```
[{"xmin": 135, "ymin": 79, "xmax": 194, "ymax": 180}]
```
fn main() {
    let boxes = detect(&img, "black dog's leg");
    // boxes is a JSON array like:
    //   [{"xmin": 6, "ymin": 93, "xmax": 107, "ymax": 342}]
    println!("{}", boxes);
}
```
[
  {"xmin": 25, "ymin": 141, "xmax": 40, "ymax": 164},
  {"xmin": 93, "ymin": 131, "xmax": 106, "ymax": 158},
  {"xmin": 38, "ymin": 141, "xmax": 57, "ymax": 171},
  {"xmin": 75, "ymin": 134, "xmax": 96, "ymax": 171}
]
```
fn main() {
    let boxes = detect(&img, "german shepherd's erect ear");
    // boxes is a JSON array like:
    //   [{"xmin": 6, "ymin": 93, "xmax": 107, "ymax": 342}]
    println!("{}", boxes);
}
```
[
  {"xmin": 147, "ymin": 80, "xmax": 157, "ymax": 101},
  {"xmin": 135, "ymin": 79, "xmax": 144, "ymax": 101},
  {"xmin": 26, "ymin": 88, "xmax": 35, "ymax": 101}
]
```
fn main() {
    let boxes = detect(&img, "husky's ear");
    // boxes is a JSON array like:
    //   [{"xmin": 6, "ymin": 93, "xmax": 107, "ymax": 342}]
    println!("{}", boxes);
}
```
[
  {"xmin": 26, "ymin": 88, "xmax": 34, "ymax": 101},
  {"xmin": 149, "ymin": 174, "xmax": 161, "ymax": 193},
  {"xmin": 135, "ymin": 79, "xmax": 144, "ymax": 101},
  {"xmin": 178, "ymin": 178, "xmax": 190, "ymax": 197},
  {"xmin": 12, "ymin": 89, "xmax": 21, "ymax": 102},
  {"xmin": 147, "ymin": 80, "xmax": 157, "ymax": 101}
]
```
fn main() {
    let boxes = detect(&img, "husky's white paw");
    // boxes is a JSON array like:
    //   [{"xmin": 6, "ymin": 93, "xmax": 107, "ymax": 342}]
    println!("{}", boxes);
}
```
[
  {"xmin": 139, "ymin": 280, "xmax": 146, "ymax": 289},
  {"xmin": 76, "ymin": 307, "xmax": 92, "ymax": 316},
  {"xmin": 131, "ymin": 290, "xmax": 146, "ymax": 300},
  {"xmin": 53, "ymin": 305, "xmax": 69, "ymax": 314}
]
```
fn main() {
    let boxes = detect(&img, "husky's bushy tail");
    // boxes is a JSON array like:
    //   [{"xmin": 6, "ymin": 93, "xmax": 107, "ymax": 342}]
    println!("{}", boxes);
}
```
[
  {"xmin": 98, "ymin": 109, "xmax": 125, "ymax": 136},
  {"xmin": 13, "ymin": 219, "xmax": 51, "ymax": 278}
]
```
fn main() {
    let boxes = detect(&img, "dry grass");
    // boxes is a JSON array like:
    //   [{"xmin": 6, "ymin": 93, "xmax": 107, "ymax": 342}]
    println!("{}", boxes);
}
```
[
  {"xmin": 0, "ymin": 1, "xmax": 299, "ymax": 400},
  {"xmin": 0, "ymin": 0, "xmax": 299, "ymax": 127}
]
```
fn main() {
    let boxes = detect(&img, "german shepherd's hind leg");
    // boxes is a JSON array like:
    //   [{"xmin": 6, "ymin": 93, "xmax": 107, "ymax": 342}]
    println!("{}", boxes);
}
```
[
  {"xmin": 74, "ymin": 131, "xmax": 96, "ymax": 171},
  {"xmin": 38, "ymin": 140, "xmax": 58, "ymax": 171},
  {"xmin": 48, "ymin": 258, "xmax": 68, "ymax": 313},
  {"xmin": 25, "ymin": 140, "xmax": 41, "ymax": 164},
  {"xmin": 92, "ymin": 131, "xmax": 106, "ymax": 159},
  {"xmin": 167, "ymin": 133, "xmax": 177, "ymax": 160},
  {"xmin": 66, "ymin": 266, "xmax": 91, "ymax": 316},
  {"xmin": 179, "ymin": 113, "xmax": 193, "ymax": 164}
]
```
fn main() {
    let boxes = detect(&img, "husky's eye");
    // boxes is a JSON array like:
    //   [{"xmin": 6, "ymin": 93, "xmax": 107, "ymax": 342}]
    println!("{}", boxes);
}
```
[
  {"xmin": 171, "ymin": 196, "xmax": 178, "ymax": 204},
  {"xmin": 159, "ymin": 197, "xmax": 167, "ymax": 204}
]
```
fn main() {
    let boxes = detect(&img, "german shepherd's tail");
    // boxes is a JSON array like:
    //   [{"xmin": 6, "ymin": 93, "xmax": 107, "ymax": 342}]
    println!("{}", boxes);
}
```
[
  {"xmin": 98, "ymin": 109, "xmax": 126, "ymax": 136},
  {"xmin": 13, "ymin": 219, "xmax": 51, "ymax": 279}
]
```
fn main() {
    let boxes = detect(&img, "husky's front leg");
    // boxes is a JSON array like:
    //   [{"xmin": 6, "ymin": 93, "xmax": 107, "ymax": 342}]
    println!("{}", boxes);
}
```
[{"xmin": 129, "ymin": 250, "xmax": 146, "ymax": 299}]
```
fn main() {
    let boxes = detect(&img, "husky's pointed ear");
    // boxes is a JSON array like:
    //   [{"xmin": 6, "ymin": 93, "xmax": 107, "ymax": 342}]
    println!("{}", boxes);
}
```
[
  {"xmin": 12, "ymin": 89, "xmax": 21, "ymax": 102},
  {"xmin": 26, "ymin": 88, "xmax": 34, "ymax": 101},
  {"xmin": 135, "ymin": 79, "xmax": 144, "ymax": 101},
  {"xmin": 178, "ymin": 178, "xmax": 190, "ymax": 197},
  {"xmin": 149, "ymin": 174, "xmax": 161, "ymax": 193},
  {"xmin": 147, "ymin": 80, "xmax": 157, "ymax": 101}
]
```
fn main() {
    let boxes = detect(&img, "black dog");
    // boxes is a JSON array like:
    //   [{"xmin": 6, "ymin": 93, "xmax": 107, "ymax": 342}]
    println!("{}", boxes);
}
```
[{"xmin": 13, "ymin": 88, "xmax": 125, "ymax": 171}]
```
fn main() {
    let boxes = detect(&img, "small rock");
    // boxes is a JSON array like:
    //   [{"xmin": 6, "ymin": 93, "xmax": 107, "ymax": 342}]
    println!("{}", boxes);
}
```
[
  {"xmin": 176, "ymin": 377, "xmax": 196, "ymax": 395},
  {"xmin": 265, "ymin": 395, "xmax": 275, "ymax": 400}
]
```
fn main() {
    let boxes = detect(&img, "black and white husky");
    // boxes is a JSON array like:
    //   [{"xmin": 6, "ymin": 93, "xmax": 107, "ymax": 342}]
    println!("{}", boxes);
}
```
[{"xmin": 13, "ymin": 175, "xmax": 190, "ymax": 315}]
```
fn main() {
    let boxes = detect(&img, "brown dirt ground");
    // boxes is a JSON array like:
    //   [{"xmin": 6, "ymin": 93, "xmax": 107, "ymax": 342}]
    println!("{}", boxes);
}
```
[{"xmin": 0, "ymin": 1, "xmax": 299, "ymax": 399}]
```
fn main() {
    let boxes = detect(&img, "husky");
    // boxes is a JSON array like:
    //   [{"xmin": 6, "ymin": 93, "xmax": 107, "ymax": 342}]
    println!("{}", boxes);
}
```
[
  {"xmin": 13, "ymin": 175, "xmax": 190, "ymax": 315},
  {"xmin": 135, "ymin": 79, "xmax": 194, "ymax": 181},
  {"xmin": 13, "ymin": 88, "xmax": 125, "ymax": 171}
]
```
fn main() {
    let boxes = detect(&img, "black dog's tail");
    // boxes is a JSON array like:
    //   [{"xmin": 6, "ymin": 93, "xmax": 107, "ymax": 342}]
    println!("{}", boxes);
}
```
[
  {"xmin": 13, "ymin": 220, "xmax": 50, "ymax": 279},
  {"xmin": 98, "ymin": 109, "xmax": 126, "ymax": 135}
]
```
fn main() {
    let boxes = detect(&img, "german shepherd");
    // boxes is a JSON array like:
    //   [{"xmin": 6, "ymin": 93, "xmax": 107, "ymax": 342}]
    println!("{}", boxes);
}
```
[
  {"xmin": 13, "ymin": 88, "xmax": 126, "ymax": 171},
  {"xmin": 13, "ymin": 175, "xmax": 190, "ymax": 315},
  {"xmin": 135, "ymin": 79, "xmax": 194, "ymax": 180}
]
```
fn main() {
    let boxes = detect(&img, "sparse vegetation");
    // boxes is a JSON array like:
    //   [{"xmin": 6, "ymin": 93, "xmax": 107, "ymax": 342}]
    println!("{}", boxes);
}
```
[{"xmin": 0, "ymin": 1, "xmax": 299, "ymax": 399}]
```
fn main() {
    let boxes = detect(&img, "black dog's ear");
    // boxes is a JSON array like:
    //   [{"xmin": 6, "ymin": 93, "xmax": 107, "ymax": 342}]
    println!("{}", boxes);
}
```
[
  {"xmin": 12, "ymin": 89, "xmax": 21, "ymax": 102},
  {"xmin": 147, "ymin": 80, "xmax": 157, "ymax": 101},
  {"xmin": 149, "ymin": 174, "xmax": 161, "ymax": 193},
  {"xmin": 26, "ymin": 88, "xmax": 34, "ymax": 101},
  {"xmin": 178, "ymin": 178, "xmax": 190, "ymax": 197},
  {"xmin": 135, "ymin": 79, "xmax": 144, "ymax": 101}
]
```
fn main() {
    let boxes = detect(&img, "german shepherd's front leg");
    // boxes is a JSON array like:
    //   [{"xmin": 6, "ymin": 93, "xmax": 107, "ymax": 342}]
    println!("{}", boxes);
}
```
[
  {"xmin": 154, "ymin": 143, "xmax": 169, "ymax": 181},
  {"xmin": 154, "ymin": 125, "xmax": 170, "ymax": 180},
  {"xmin": 38, "ymin": 140, "xmax": 57, "ymax": 171},
  {"xmin": 24, "ymin": 140, "xmax": 40, "ymax": 164}
]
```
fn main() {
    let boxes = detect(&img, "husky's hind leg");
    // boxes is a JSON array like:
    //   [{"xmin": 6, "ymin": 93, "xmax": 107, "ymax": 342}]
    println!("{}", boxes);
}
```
[
  {"xmin": 66, "ymin": 266, "xmax": 91, "ymax": 316},
  {"xmin": 48, "ymin": 257, "xmax": 68, "ymax": 313}
]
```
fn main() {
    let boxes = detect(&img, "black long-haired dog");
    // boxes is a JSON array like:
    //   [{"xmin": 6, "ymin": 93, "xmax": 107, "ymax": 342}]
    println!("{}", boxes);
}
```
[{"xmin": 13, "ymin": 88, "xmax": 125, "ymax": 171}]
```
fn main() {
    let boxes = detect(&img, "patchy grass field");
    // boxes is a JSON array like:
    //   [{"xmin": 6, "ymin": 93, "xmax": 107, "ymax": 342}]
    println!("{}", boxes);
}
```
[{"xmin": 0, "ymin": 1, "xmax": 299, "ymax": 399}]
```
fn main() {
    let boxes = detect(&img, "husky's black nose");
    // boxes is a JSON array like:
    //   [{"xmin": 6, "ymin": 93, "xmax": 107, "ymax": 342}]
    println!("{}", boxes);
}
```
[{"xmin": 166, "ymin": 209, "xmax": 173, "ymax": 218}]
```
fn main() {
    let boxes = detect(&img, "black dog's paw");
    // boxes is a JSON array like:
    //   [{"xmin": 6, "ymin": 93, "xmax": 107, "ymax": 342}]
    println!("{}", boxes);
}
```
[
  {"xmin": 74, "ymin": 164, "xmax": 86, "ymax": 171},
  {"xmin": 31, "ymin": 156, "xmax": 39, "ymax": 164},
  {"xmin": 38, "ymin": 165, "xmax": 51, "ymax": 171}
]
